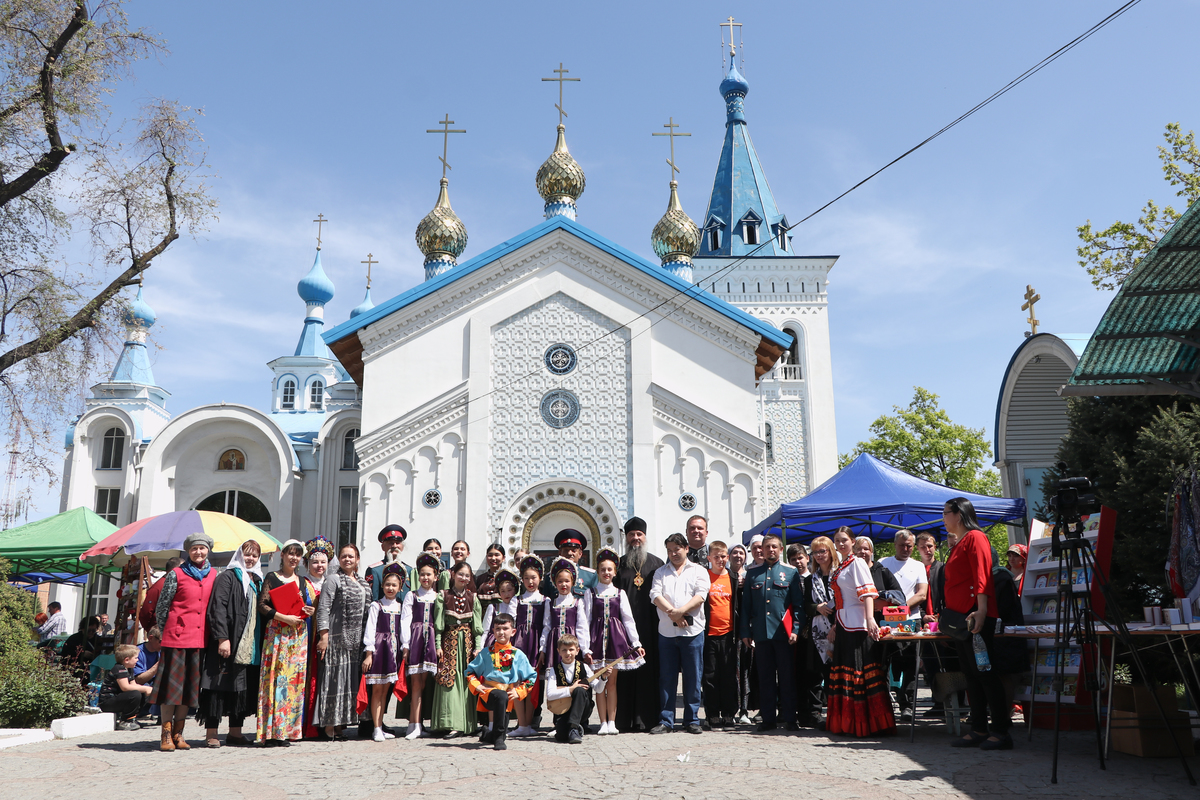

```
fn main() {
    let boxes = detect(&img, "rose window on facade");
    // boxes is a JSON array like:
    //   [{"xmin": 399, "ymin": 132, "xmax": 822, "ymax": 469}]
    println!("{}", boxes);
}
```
[{"xmin": 540, "ymin": 389, "xmax": 580, "ymax": 428}]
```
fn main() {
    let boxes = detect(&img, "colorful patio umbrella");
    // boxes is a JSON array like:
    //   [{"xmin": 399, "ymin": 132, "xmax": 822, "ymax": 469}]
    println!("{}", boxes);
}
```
[{"xmin": 80, "ymin": 510, "xmax": 281, "ymax": 568}]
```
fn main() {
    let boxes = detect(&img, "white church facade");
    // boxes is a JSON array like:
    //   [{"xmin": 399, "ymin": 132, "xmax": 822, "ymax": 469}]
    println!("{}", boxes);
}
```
[{"xmin": 60, "ymin": 46, "xmax": 839, "ymax": 565}]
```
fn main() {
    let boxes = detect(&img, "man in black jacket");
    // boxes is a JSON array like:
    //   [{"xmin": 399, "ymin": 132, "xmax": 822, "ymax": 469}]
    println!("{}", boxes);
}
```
[
  {"xmin": 614, "ymin": 517, "xmax": 665, "ymax": 732},
  {"xmin": 701, "ymin": 540, "xmax": 739, "ymax": 729}
]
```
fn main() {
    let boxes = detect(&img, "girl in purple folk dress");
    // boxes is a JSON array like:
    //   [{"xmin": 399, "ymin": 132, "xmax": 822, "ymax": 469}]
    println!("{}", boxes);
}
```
[
  {"xmin": 539, "ymin": 558, "xmax": 590, "ymax": 673},
  {"xmin": 510, "ymin": 556, "xmax": 546, "ymax": 738},
  {"xmin": 400, "ymin": 553, "xmax": 441, "ymax": 740},
  {"xmin": 586, "ymin": 548, "xmax": 645, "ymax": 736},
  {"xmin": 362, "ymin": 564, "xmax": 405, "ymax": 742}
]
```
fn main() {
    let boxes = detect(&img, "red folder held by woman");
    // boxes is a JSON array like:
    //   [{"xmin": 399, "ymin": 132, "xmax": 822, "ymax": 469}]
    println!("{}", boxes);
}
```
[{"xmin": 269, "ymin": 580, "xmax": 305, "ymax": 617}]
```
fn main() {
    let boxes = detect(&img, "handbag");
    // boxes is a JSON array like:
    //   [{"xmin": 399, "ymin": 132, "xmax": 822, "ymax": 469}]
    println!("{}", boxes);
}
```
[{"xmin": 938, "ymin": 608, "xmax": 972, "ymax": 642}]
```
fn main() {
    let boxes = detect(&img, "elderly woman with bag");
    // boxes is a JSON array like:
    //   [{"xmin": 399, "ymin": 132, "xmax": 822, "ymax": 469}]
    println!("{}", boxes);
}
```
[
  {"xmin": 197, "ymin": 538, "xmax": 264, "ymax": 747},
  {"xmin": 313, "ymin": 542, "xmax": 371, "ymax": 740}
]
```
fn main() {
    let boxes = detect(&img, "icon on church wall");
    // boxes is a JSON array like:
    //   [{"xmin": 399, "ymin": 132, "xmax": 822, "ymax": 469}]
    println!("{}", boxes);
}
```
[
  {"xmin": 544, "ymin": 343, "xmax": 577, "ymax": 375},
  {"xmin": 540, "ymin": 389, "xmax": 580, "ymax": 428}
]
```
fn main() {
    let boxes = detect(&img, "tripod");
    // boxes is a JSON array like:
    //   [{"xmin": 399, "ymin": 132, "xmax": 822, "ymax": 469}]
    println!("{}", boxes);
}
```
[{"xmin": 1049, "ymin": 523, "xmax": 1195, "ymax": 786}]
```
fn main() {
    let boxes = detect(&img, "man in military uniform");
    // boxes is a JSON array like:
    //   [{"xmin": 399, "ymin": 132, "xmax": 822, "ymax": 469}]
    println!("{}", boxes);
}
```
[
  {"xmin": 539, "ymin": 528, "xmax": 598, "ymax": 597},
  {"xmin": 739, "ymin": 533, "xmax": 805, "ymax": 732},
  {"xmin": 365, "ymin": 524, "xmax": 414, "ymax": 603}
]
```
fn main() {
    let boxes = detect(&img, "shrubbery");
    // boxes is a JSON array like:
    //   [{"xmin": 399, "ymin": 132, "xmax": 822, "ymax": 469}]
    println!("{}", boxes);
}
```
[{"xmin": 0, "ymin": 558, "xmax": 86, "ymax": 727}]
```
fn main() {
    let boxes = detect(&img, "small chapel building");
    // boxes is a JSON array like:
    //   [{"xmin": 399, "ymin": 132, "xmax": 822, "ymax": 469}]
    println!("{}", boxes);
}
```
[{"xmin": 60, "ymin": 47, "xmax": 839, "ymax": 567}]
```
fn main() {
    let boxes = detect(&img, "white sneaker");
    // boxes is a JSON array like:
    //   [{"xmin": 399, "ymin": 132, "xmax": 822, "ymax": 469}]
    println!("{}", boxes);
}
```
[
  {"xmin": 609, "ymin": 723, "xmax": 619, "ymax": 736},
  {"xmin": 405, "ymin": 723, "xmax": 422, "ymax": 740},
  {"xmin": 373, "ymin": 727, "xmax": 385, "ymax": 742}
]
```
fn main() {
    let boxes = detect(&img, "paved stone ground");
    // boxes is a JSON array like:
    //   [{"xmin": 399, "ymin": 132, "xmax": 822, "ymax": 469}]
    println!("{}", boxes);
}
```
[{"xmin": 4, "ymin": 708, "xmax": 1198, "ymax": 800}]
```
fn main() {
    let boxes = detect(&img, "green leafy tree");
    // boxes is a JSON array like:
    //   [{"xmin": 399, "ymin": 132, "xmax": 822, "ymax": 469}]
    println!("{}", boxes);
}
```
[
  {"xmin": 1077, "ymin": 122, "xmax": 1200, "ymax": 291},
  {"xmin": 1044, "ymin": 396, "xmax": 1200, "ymax": 618},
  {"xmin": 841, "ymin": 387, "xmax": 1006, "ymax": 553},
  {"xmin": 0, "ymin": 557, "xmax": 85, "ymax": 727}
]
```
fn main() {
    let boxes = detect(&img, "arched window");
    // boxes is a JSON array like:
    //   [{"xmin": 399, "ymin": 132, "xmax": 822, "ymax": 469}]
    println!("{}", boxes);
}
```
[
  {"xmin": 309, "ymin": 380, "xmax": 324, "ymax": 410},
  {"xmin": 341, "ymin": 428, "xmax": 360, "ymax": 470},
  {"xmin": 195, "ymin": 490, "xmax": 271, "ymax": 533},
  {"xmin": 742, "ymin": 220, "xmax": 758, "ymax": 245},
  {"xmin": 281, "ymin": 379, "xmax": 296, "ymax": 410},
  {"xmin": 709, "ymin": 228, "xmax": 720, "ymax": 252},
  {"xmin": 217, "ymin": 449, "xmax": 245, "ymax": 471},
  {"xmin": 99, "ymin": 427, "xmax": 124, "ymax": 470},
  {"xmin": 782, "ymin": 327, "xmax": 802, "ymax": 380}
]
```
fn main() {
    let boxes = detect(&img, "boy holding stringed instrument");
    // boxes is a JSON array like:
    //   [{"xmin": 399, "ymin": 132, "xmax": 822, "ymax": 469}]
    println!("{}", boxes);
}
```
[
  {"xmin": 545, "ymin": 634, "xmax": 618, "ymax": 744},
  {"xmin": 464, "ymin": 613, "xmax": 538, "ymax": 751}
]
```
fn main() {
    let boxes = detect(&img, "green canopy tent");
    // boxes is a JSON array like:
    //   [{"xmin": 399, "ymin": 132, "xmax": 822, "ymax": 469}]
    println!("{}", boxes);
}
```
[{"xmin": 0, "ymin": 507, "xmax": 119, "ymax": 576}]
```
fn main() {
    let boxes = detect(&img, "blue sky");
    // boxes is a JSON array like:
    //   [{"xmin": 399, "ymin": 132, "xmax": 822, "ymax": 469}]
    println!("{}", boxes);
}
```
[{"xmin": 17, "ymin": 0, "xmax": 1199, "ymax": 520}]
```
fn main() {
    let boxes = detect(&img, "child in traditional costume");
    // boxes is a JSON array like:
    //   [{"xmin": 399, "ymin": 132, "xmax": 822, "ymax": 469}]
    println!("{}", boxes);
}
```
[
  {"xmin": 585, "ymin": 548, "xmax": 645, "ymax": 735},
  {"xmin": 362, "ymin": 564, "xmax": 405, "ymax": 742},
  {"xmin": 545, "ymin": 633, "xmax": 605, "ymax": 744},
  {"xmin": 430, "ymin": 560, "xmax": 482, "ymax": 738},
  {"xmin": 400, "ymin": 553, "xmax": 441, "ymax": 739},
  {"xmin": 481, "ymin": 568, "xmax": 520, "ymax": 649},
  {"xmin": 465, "ymin": 612, "xmax": 537, "ymax": 751},
  {"xmin": 510, "ymin": 556, "xmax": 545, "ymax": 737},
  {"xmin": 539, "ymin": 558, "xmax": 590, "ymax": 673}
]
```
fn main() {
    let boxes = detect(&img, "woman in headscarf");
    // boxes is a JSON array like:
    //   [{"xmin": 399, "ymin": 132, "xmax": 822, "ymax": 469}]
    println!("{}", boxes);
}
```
[
  {"xmin": 152, "ymin": 532, "xmax": 219, "ymax": 751},
  {"xmin": 257, "ymin": 539, "xmax": 316, "ymax": 746},
  {"xmin": 313, "ymin": 542, "xmax": 371, "ymax": 740},
  {"xmin": 198, "ymin": 538, "xmax": 264, "ymax": 747},
  {"xmin": 302, "ymin": 536, "xmax": 336, "ymax": 739}
]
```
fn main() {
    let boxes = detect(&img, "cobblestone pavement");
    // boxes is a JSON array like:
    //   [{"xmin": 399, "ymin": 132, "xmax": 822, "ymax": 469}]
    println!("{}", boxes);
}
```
[{"xmin": 3, "ymin": 713, "xmax": 1197, "ymax": 800}]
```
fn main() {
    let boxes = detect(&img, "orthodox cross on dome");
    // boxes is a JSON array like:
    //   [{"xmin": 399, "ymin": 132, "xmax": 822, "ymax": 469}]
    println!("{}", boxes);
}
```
[
  {"xmin": 312, "ymin": 213, "xmax": 329, "ymax": 250},
  {"xmin": 361, "ymin": 253, "xmax": 377, "ymax": 289},
  {"xmin": 721, "ymin": 16, "xmax": 743, "ymax": 58},
  {"xmin": 541, "ymin": 62, "xmax": 580, "ymax": 126},
  {"xmin": 1022, "ymin": 284, "xmax": 1041, "ymax": 337},
  {"xmin": 427, "ymin": 114, "xmax": 466, "ymax": 180},
  {"xmin": 652, "ymin": 117, "xmax": 691, "ymax": 182}
]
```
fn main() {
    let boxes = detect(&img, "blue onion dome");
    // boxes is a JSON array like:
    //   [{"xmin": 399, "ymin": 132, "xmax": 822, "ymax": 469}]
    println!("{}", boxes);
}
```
[
  {"xmin": 123, "ymin": 285, "xmax": 156, "ymax": 329},
  {"xmin": 297, "ymin": 250, "xmax": 336, "ymax": 305},
  {"xmin": 651, "ymin": 181, "xmax": 700, "ymax": 265},
  {"xmin": 720, "ymin": 58, "xmax": 750, "ymax": 100},
  {"xmin": 536, "ymin": 124, "xmax": 586, "ymax": 206},
  {"xmin": 415, "ymin": 177, "xmax": 468, "ymax": 265},
  {"xmin": 350, "ymin": 286, "xmax": 375, "ymax": 318}
]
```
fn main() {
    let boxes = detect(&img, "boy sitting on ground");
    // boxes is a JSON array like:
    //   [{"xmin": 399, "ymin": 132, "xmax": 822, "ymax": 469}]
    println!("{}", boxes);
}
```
[
  {"xmin": 545, "ymin": 634, "xmax": 605, "ymax": 744},
  {"xmin": 465, "ymin": 613, "xmax": 538, "ymax": 751},
  {"xmin": 99, "ymin": 644, "xmax": 153, "ymax": 730}
]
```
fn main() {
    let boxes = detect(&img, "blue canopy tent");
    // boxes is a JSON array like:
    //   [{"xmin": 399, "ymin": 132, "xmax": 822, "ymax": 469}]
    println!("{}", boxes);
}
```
[{"xmin": 745, "ymin": 454, "xmax": 1027, "ymax": 545}]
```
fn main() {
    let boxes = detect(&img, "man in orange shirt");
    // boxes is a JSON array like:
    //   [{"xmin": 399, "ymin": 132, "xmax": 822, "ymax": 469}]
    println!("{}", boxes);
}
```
[{"xmin": 702, "ymin": 541, "xmax": 740, "ymax": 730}]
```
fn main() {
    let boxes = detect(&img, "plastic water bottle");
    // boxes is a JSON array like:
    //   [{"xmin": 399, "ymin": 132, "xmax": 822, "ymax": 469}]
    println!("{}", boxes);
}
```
[{"xmin": 972, "ymin": 633, "xmax": 992, "ymax": 672}]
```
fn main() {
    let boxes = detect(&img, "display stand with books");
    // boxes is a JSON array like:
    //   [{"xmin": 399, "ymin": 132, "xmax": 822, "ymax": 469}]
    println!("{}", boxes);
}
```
[{"xmin": 1014, "ymin": 507, "xmax": 1115, "ymax": 729}]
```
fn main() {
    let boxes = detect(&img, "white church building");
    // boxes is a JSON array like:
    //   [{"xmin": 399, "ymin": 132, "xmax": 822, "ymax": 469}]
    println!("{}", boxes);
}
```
[{"xmin": 60, "ymin": 48, "xmax": 839, "ymax": 566}]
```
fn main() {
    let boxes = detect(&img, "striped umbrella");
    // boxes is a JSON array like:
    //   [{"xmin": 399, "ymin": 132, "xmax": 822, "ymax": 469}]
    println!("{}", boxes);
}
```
[{"xmin": 80, "ymin": 510, "xmax": 281, "ymax": 568}]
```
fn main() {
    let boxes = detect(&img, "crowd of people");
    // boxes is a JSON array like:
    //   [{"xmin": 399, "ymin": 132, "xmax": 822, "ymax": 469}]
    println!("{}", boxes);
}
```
[{"xmin": 54, "ymin": 496, "xmax": 1028, "ymax": 753}]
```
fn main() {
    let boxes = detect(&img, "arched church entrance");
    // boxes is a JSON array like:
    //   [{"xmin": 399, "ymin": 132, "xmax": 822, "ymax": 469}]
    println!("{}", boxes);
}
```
[{"xmin": 500, "ymin": 479, "xmax": 622, "ymax": 569}]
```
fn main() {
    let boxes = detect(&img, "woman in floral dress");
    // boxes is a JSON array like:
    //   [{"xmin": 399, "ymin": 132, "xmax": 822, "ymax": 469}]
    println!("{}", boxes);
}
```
[{"xmin": 257, "ymin": 539, "xmax": 316, "ymax": 746}]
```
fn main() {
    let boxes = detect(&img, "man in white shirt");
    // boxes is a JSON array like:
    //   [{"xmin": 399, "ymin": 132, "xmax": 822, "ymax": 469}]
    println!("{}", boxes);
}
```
[
  {"xmin": 878, "ymin": 529, "xmax": 928, "ymax": 721},
  {"xmin": 36, "ymin": 602, "xmax": 67, "ymax": 642},
  {"xmin": 649, "ymin": 533, "xmax": 710, "ymax": 734}
]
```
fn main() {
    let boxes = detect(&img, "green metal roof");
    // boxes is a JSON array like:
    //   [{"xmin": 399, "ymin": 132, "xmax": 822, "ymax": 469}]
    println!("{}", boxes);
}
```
[{"xmin": 1063, "ymin": 197, "xmax": 1200, "ymax": 398}]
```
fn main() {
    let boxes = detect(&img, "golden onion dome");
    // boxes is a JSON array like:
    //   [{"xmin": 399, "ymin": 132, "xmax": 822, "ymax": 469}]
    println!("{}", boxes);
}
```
[
  {"xmin": 415, "ymin": 178, "xmax": 468, "ymax": 263},
  {"xmin": 536, "ymin": 124, "xmax": 586, "ymax": 207},
  {"xmin": 651, "ymin": 181, "xmax": 700, "ymax": 264}
]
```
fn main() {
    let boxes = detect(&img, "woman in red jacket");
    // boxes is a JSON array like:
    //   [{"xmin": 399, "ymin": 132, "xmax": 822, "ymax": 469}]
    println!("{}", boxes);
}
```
[
  {"xmin": 942, "ymin": 497, "xmax": 1012, "ymax": 750},
  {"xmin": 151, "ymin": 532, "xmax": 218, "ymax": 751}
]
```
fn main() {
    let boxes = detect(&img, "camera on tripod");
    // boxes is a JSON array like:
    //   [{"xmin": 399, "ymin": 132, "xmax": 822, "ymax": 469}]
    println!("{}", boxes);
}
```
[{"xmin": 1048, "ymin": 461, "xmax": 1097, "ymax": 555}]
